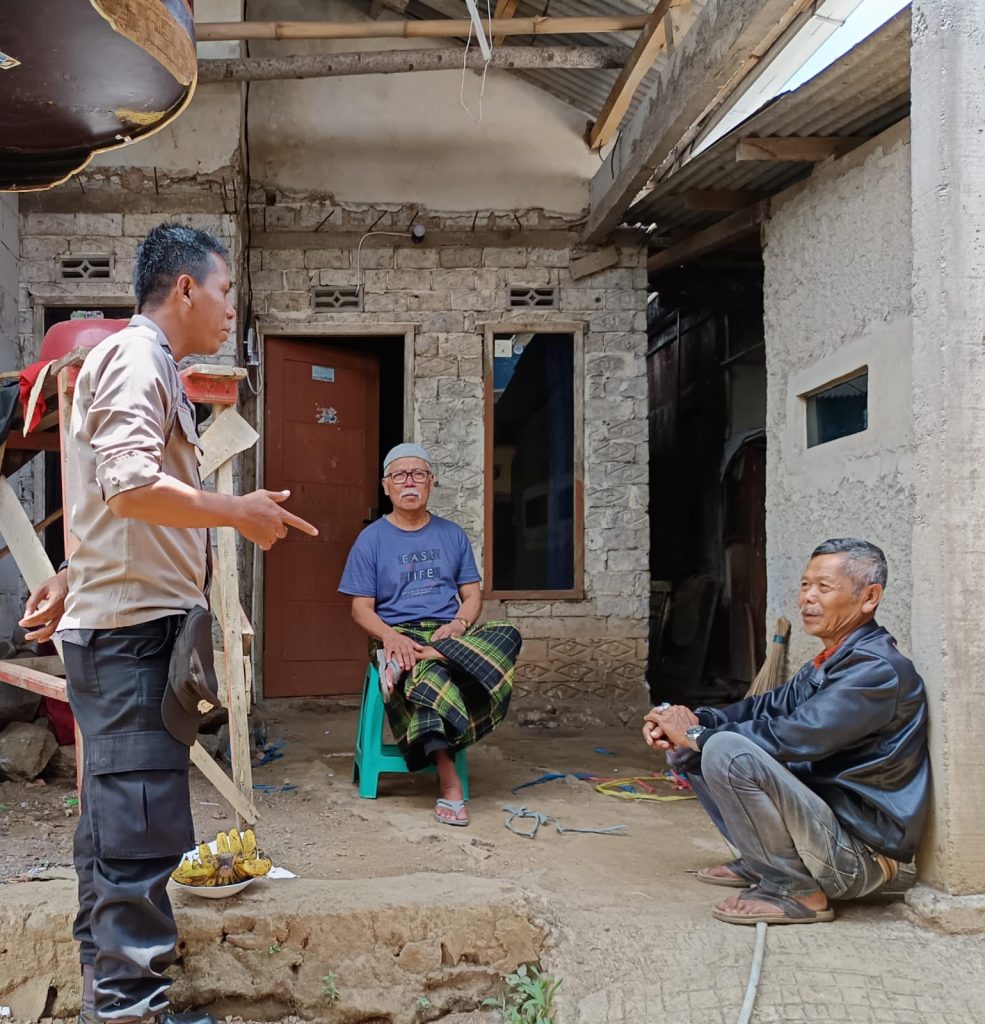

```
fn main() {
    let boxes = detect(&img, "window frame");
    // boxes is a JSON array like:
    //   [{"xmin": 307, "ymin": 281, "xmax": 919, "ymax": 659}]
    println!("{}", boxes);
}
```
[
  {"xmin": 801, "ymin": 365, "xmax": 869, "ymax": 449},
  {"xmin": 481, "ymin": 320, "xmax": 585, "ymax": 601}
]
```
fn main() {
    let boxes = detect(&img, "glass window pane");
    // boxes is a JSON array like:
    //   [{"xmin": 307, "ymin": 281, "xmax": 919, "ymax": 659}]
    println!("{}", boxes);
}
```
[
  {"xmin": 490, "ymin": 332, "xmax": 575, "ymax": 591},
  {"xmin": 805, "ymin": 371, "xmax": 868, "ymax": 448}
]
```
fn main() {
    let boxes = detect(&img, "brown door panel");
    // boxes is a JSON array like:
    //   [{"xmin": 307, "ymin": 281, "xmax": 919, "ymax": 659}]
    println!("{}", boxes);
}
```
[{"xmin": 264, "ymin": 338, "xmax": 380, "ymax": 697}]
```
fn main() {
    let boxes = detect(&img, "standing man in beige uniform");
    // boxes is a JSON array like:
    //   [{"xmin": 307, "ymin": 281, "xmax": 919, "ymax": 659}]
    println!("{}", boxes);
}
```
[{"xmin": 20, "ymin": 225, "xmax": 317, "ymax": 1024}]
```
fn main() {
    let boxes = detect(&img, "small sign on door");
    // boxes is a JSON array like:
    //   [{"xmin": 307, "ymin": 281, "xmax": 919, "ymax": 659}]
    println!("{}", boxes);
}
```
[{"xmin": 312, "ymin": 365, "xmax": 335, "ymax": 382}]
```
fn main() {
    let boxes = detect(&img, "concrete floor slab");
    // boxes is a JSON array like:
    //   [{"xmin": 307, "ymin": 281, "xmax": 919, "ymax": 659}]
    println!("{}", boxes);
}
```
[{"xmin": 2, "ymin": 703, "xmax": 985, "ymax": 1023}]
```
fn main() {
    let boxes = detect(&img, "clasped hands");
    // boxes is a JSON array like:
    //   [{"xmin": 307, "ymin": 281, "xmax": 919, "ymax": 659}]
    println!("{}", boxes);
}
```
[
  {"xmin": 642, "ymin": 702, "xmax": 700, "ymax": 750},
  {"xmin": 379, "ymin": 620, "xmax": 465, "ymax": 694}
]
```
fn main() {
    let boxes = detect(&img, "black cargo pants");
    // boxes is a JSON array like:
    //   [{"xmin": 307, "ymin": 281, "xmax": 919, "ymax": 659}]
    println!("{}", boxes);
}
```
[{"xmin": 64, "ymin": 616, "xmax": 194, "ymax": 1023}]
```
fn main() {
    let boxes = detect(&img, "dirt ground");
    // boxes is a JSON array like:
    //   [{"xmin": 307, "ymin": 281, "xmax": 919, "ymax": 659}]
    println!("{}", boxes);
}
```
[{"xmin": 4, "ymin": 700, "xmax": 985, "ymax": 1024}]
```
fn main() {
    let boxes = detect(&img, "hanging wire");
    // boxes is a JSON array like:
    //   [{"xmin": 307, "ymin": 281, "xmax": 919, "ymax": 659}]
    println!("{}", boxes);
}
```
[{"xmin": 459, "ymin": 0, "xmax": 494, "ymax": 125}]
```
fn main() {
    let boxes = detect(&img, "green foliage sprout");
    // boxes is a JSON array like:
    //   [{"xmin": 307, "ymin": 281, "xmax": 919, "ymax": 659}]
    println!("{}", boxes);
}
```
[
  {"xmin": 482, "ymin": 964, "xmax": 561, "ymax": 1024},
  {"xmin": 321, "ymin": 972, "xmax": 340, "ymax": 1003}
]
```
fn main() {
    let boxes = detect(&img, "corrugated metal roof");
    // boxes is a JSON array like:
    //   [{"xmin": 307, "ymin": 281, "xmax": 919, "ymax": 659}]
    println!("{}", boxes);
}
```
[
  {"xmin": 397, "ymin": 0, "xmax": 708, "ymax": 128},
  {"xmin": 627, "ymin": 6, "xmax": 910, "ymax": 231}
]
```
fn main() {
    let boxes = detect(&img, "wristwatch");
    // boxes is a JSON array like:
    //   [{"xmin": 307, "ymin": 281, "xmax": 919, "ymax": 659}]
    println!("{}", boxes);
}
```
[
  {"xmin": 685, "ymin": 725, "xmax": 707, "ymax": 752},
  {"xmin": 456, "ymin": 617, "xmax": 470, "ymax": 631}
]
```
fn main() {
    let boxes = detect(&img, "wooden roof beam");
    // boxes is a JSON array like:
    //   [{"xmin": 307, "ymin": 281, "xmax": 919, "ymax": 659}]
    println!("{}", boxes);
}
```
[
  {"xmin": 589, "ymin": 0, "xmax": 677, "ymax": 152},
  {"xmin": 196, "ymin": 15, "xmax": 650, "ymax": 42},
  {"xmin": 647, "ymin": 201, "xmax": 767, "ymax": 273},
  {"xmin": 493, "ymin": 0, "xmax": 520, "ymax": 46},
  {"xmin": 585, "ymin": 0, "xmax": 816, "ymax": 244},
  {"xmin": 198, "ymin": 45, "xmax": 630, "ymax": 83},
  {"xmin": 736, "ymin": 136, "xmax": 868, "ymax": 161}
]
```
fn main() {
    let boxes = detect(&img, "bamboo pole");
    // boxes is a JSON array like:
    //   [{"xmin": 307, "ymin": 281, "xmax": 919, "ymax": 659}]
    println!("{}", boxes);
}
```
[
  {"xmin": 195, "ymin": 15, "xmax": 649, "ymax": 42},
  {"xmin": 199, "ymin": 45, "xmax": 630, "ymax": 82}
]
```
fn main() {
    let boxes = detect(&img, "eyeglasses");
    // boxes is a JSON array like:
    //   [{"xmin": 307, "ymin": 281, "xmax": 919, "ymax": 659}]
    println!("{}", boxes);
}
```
[{"xmin": 385, "ymin": 469, "xmax": 431, "ymax": 484}]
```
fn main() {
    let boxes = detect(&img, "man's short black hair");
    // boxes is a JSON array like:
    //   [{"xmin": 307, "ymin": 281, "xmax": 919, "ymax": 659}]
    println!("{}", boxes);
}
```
[
  {"xmin": 133, "ymin": 224, "xmax": 230, "ymax": 311},
  {"xmin": 810, "ymin": 538, "xmax": 888, "ymax": 592}
]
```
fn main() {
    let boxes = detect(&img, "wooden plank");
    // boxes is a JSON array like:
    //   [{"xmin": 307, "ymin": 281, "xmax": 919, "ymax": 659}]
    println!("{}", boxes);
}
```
[
  {"xmin": 586, "ymin": 0, "xmax": 813, "ymax": 243},
  {"xmin": 682, "ymin": 189, "xmax": 766, "ymax": 211},
  {"xmin": 0, "ymin": 660, "xmax": 68, "ymax": 702},
  {"xmin": 569, "ymin": 246, "xmax": 620, "ymax": 281},
  {"xmin": 190, "ymin": 742, "xmax": 258, "ymax": 824},
  {"xmin": 492, "ymin": 0, "xmax": 520, "ymax": 46},
  {"xmin": 183, "ymin": 364, "xmax": 249, "ymax": 379},
  {"xmin": 0, "ymin": 509, "xmax": 62, "ymax": 562},
  {"xmin": 6, "ymin": 433, "xmax": 61, "ymax": 453},
  {"xmin": 736, "ymin": 136, "xmax": 867, "ymax": 162},
  {"xmin": 199, "ymin": 45, "xmax": 629, "ymax": 82},
  {"xmin": 197, "ymin": 407, "xmax": 259, "ymax": 481},
  {"xmin": 57, "ymin": 368, "xmax": 80, "ymax": 559},
  {"xmin": 240, "ymin": 604, "xmax": 255, "ymax": 655},
  {"xmin": 214, "ymin": 458, "xmax": 253, "ymax": 825},
  {"xmin": 647, "ymin": 201, "xmax": 767, "ymax": 273},
  {"xmin": 0, "ymin": 475, "xmax": 58, "ymax": 595},
  {"xmin": 196, "ymin": 16, "xmax": 651, "ymax": 42},
  {"xmin": 589, "ymin": 0, "xmax": 676, "ymax": 151},
  {"xmin": 4, "ymin": 655, "xmax": 65, "ymax": 676}
]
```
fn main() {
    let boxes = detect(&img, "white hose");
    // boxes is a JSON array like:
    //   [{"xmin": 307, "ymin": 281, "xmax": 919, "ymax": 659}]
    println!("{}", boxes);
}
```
[{"xmin": 736, "ymin": 922, "xmax": 768, "ymax": 1024}]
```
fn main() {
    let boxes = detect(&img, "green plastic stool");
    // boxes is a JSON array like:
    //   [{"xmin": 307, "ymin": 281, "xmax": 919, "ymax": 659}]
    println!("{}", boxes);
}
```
[{"xmin": 352, "ymin": 659, "xmax": 469, "ymax": 800}]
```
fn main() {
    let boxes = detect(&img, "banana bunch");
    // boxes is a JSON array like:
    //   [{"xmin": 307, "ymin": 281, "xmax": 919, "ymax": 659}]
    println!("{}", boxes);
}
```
[{"xmin": 171, "ymin": 827, "xmax": 273, "ymax": 887}]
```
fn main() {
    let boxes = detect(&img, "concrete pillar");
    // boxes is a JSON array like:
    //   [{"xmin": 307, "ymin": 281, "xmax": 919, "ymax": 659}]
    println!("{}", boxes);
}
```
[{"xmin": 910, "ymin": 2, "xmax": 985, "ymax": 894}]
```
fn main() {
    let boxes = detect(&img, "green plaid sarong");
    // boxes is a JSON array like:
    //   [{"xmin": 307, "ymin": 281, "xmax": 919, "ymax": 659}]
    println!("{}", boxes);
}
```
[{"xmin": 374, "ymin": 619, "xmax": 520, "ymax": 771}]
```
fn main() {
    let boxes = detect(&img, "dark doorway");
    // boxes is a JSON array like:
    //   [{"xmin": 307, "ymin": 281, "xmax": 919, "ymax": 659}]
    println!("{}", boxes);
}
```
[{"xmin": 645, "ymin": 266, "xmax": 766, "ymax": 705}]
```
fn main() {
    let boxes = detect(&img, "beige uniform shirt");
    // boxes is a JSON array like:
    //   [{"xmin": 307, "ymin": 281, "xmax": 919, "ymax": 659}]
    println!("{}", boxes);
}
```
[{"xmin": 60, "ymin": 314, "xmax": 208, "ymax": 630}]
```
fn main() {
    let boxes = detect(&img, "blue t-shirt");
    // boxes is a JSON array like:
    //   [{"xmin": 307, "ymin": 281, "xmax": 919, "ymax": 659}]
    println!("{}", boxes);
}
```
[{"xmin": 338, "ymin": 515, "xmax": 481, "ymax": 625}]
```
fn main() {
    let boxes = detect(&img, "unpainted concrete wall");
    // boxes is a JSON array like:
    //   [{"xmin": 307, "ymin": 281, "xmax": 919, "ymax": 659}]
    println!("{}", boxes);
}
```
[
  {"xmin": 762, "ymin": 121, "xmax": 913, "ymax": 668},
  {"xmin": 245, "ymin": 0, "xmax": 598, "ymax": 214},
  {"xmin": 0, "ymin": 193, "xmax": 22, "ymax": 639},
  {"xmin": 0, "ymin": 193, "xmax": 17, "ymax": 365},
  {"xmin": 87, "ymin": 0, "xmax": 243, "ymax": 177}
]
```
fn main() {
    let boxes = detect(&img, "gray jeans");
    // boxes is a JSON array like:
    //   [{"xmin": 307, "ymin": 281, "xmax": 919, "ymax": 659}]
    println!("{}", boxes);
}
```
[
  {"xmin": 65, "ymin": 617, "xmax": 194, "ymax": 1022},
  {"xmin": 683, "ymin": 732, "xmax": 887, "ymax": 900}
]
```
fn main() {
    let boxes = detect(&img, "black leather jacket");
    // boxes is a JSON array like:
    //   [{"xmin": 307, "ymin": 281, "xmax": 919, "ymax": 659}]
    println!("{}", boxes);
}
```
[{"xmin": 695, "ymin": 621, "xmax": 929, "ymax": 861}]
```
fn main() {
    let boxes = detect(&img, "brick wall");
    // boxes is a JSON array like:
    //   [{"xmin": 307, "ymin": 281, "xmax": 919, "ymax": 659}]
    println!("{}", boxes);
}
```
[
  {"xmin": 15, "ymin": 196, "xmax": 651, "ymax": 708},
  {"xmin": 250, "ymin": 200, "xmax": 651, "ymax": 706}
]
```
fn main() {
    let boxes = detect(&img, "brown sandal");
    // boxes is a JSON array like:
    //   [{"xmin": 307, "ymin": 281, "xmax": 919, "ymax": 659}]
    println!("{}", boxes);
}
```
[
  {"xmin": 713, "ymin": 888, "xmax": 834, "ymax": 926},
  {"xmin": 696, "ymin": 859, "xmax": 760, "ymax": 888}
]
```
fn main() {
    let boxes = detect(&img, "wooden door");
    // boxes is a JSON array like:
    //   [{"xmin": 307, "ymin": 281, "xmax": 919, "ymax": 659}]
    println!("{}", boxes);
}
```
[{"xmin": 264, "ymin": 339, "xmax": 380, "ymax": 696}]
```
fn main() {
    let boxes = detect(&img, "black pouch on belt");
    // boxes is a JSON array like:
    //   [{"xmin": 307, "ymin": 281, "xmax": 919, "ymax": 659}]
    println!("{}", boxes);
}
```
[{"xmin": 161, "ymin": 605, "xmax": 221, "ymax": 746}]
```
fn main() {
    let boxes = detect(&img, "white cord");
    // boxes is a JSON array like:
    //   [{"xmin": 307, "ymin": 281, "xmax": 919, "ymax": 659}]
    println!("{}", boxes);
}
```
[
  {"xmin": 356, "ymin": 229, "xmax": 414, "ymax": 286},
  {"xmin": 459, "ymin": 0, "xmax": 493, "ymax": 124},
  {"xmin": 736, "ymin": 922, "xmax": 768, "ymax": 1024}
]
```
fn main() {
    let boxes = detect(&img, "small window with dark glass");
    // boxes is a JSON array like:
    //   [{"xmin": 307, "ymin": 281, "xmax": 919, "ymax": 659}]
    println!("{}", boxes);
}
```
[
  {"xmin": 487, "ymin": 331, "xmax": 577, "ymax": 592},
  {"xmin": 805, "ymin": 369, "xmax": 868, "ymax": 448}
]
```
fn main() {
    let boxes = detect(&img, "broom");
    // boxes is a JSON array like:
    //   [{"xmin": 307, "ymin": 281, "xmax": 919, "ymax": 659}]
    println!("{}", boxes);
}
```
[{"xmin": 746, "ymin": 617, "xmax": 791, "ymax": 696}]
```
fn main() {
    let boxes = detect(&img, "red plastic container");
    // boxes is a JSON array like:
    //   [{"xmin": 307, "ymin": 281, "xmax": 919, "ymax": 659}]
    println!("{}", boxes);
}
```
[{"xmin": 39, "ymin": 318, "xmax": 131, "ymax": 362}]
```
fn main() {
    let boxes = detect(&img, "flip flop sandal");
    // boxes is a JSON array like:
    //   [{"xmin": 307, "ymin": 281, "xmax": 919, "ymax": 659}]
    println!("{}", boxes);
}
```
[
  {"xmin": 697, "ymin": 858, "xmax": 760, "ymax": 888},
  {"xmin": 434, "ymin": 798, "xmax": 470, "ymax": 827},
  {"xmin": 375, "ymin": 651, "xmax": 404, "ymax": 704},
  {"xmin": 712, "ymin": 888, "xmax": 835, "ymax": 926}
]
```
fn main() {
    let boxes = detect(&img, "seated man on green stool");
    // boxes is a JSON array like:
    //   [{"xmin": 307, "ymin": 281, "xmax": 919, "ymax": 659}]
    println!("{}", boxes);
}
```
[{"xmin": 339, "ymin": 443, "xmax": 521, "ymax": 826}]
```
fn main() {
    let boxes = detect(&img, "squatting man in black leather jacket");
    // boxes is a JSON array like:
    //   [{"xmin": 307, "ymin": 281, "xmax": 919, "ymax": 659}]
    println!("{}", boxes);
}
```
[{"xmin": 643, "ymin": 538, "xmax": 930, "ymax": 926}]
